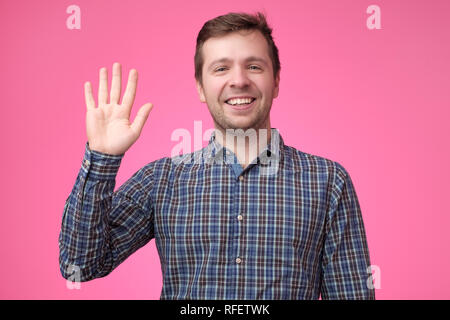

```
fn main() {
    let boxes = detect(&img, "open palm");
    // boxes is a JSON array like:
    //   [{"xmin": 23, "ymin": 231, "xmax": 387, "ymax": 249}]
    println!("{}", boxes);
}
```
[{"xmin": 85, "ymin": 63, "xmax": 153, "ymax": 155}]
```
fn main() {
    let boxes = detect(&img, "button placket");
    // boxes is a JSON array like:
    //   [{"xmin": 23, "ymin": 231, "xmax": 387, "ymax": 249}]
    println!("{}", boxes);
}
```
[{"xmin": 236, "ymin": 214, "xmax": 244, "ymax": 265}]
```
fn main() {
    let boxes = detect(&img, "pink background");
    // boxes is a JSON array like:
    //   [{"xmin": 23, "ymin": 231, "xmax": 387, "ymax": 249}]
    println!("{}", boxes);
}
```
[{"xmin": 1, "ymin": 0, "xmax": 449, "ymax": 299}]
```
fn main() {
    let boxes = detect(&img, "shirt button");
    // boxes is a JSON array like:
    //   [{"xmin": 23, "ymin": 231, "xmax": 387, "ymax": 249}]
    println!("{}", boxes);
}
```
[
  {"xmin": 237, "ymin": 215, "xmax": 243, "ymax": 221},
  {"xmin": 84, "ymin": 159, "xmax": 90, "ymax": 166},
  {"xmin": 236, "ymin": 257, "xmax": 242, "ymax": 264},
  {"xmin": 239, "ymin": 176, "xmax": 244, "ymax": 181}
]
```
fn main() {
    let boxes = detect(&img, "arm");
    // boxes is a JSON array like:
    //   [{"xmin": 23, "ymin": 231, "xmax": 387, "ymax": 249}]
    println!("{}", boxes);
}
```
[
  {"xmin": 59, "ymin": 62, "xmax": 155, "ymax": 282},
  {"xmin": 320, "ymin": 163, "xmax": 375, "ymax": 299},
  {"xmin": 58, "ymin": 142, "xmax": 154, "ymax": 282}
]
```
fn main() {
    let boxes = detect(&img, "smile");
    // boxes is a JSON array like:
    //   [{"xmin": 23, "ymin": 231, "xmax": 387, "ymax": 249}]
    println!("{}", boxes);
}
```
[{"xmin": 225, "ymin": 98, "xmax": 256, "ymax": 111}]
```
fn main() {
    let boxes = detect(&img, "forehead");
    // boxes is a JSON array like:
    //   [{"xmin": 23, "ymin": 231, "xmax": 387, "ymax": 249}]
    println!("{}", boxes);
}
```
[{"xmin": 201, "ymin": 30, "xmax": 270, "ymax": 65}]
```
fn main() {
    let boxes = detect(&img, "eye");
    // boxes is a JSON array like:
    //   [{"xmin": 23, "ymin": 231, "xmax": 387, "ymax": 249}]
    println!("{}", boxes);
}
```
[
  {"xmin": 214, "ymin": 67, "xmax": 227, "ymax": 72},
  {"xmin": 249, "ymin": 65, "xmax": 261, "ymax": 70}
]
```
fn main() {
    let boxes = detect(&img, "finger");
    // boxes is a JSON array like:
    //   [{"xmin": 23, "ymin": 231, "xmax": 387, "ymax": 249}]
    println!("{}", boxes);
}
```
[
  {"xmin": 110, "ymin": 62, "xmax": 121, "ymax": 104},
  {"xmin": 98, "ymin": 67, "xmax": 108, "ymax": 105},
  {"xmin": 130, "ymin": 103, "xmax": 153, "ymax": 135},
  {"xmin": 122, "ymin": 69, "xmax": 138, "ymax": 116},
  {"xmin": 84, "ymin": 81, "xmax": 95, "ymax": 110}
]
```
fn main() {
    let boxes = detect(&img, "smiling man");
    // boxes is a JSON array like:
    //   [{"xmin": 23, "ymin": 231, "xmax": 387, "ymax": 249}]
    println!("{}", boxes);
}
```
[
  {"xmin": 196, "ymin": 25, "xmax": 280, "ymax": 168},
  {"xmin": 59, "ymin": 11, "xmax": 375, "ymax": 300}
]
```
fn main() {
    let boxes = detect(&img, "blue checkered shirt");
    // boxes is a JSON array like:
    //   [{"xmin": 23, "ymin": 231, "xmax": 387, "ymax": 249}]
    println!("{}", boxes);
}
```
[{"xmin": 59, "ymin": 128, "xmax": 375, "ymax": 299}]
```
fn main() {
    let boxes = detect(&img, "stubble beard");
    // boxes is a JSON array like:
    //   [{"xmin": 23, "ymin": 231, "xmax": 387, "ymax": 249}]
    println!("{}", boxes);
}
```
[{"xmin": 208, "ymin": 100, "xmax": 272, "ymax": 133}]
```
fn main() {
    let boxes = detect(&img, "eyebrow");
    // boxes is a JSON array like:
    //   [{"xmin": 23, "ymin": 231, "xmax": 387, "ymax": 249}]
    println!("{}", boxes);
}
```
[{"xmin": 207, "ymin": 56, "xmax": 269, "ymax": 70}]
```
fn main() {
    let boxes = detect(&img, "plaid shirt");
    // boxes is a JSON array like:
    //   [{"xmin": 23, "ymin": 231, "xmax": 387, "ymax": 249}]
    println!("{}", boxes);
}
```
[{"xmin": 59, "ymin": 128, "xmax": 375, "ymax": 299}]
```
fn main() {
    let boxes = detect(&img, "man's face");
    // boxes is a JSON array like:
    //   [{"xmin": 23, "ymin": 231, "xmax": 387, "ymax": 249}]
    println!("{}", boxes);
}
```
[{"xmin": 196, "ymin": 30, "xmax": 280, "ymax": 132}]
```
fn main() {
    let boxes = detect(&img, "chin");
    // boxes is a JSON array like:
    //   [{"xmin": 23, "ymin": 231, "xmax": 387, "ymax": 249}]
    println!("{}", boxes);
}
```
[{"xmin": 226, "ymin": 121, "xmax": 259, "ymax": 131}]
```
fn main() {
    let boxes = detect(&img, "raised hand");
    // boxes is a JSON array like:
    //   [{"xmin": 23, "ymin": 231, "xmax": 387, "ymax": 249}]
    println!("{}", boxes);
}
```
[{"xmin": 84, "ymin": 62, "xmax": 154, "ymax": 155}]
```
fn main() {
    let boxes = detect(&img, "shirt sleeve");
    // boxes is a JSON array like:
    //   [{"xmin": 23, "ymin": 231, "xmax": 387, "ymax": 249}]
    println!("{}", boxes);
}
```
[
  {"xmin": 320, "ymin": 162, "xmax": 375, "ymax": 300},
  {"xmin": 58, "ymin": 142, "xmax": 154, "ymax": 282}
]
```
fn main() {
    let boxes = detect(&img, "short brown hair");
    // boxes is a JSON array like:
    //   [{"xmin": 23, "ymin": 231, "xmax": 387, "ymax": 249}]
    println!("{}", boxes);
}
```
[{"xmin": 194, "ymin": 11, "xmax": 281, "ymax": 87}]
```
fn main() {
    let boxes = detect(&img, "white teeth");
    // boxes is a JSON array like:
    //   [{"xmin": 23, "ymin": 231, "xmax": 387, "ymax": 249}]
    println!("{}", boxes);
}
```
[{"xmin": 226, "ymin": 98, "xmax": 254, "ymax": 105}]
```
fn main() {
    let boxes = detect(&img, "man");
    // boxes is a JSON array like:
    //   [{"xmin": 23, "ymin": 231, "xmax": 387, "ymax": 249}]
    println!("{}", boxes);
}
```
[{"xmin": 59, "ymin": 12, "xmax": 375, "ymax": 299}]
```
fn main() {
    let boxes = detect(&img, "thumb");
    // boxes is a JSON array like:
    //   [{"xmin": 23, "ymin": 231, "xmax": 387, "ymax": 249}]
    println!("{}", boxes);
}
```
[{"xmin": 130, "ymin": 103, "xmax": 153, "ymax": 135}]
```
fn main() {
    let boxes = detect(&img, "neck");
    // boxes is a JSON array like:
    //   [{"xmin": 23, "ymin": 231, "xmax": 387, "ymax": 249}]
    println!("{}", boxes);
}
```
[{"xmin": 214, "ymin": 121, "xmax": 272, "ymax": 169}]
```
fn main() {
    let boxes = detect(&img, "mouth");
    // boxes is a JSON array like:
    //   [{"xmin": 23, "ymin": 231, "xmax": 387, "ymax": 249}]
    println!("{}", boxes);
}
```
[{"xmin": 224, "ymin": 97, "xmax": 257, "ymax": 111}]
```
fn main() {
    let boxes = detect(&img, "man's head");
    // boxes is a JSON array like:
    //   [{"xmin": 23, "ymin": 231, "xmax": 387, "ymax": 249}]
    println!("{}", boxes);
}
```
[{"xmin": 195, "ymin": 12, "xmax": 281, "ymax": 132}]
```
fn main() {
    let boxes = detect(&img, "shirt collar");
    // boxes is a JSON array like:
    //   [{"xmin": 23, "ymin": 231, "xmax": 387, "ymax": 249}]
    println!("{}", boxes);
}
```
[{"xmin": 204, "ymin": 128, "xmax": 285, "ymax": 167}]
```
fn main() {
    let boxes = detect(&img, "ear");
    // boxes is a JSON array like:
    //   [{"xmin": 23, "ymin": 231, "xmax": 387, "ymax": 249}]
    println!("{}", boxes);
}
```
[
  {"xmin": 272, "ymin": 71, "xmax": 280, "ymax": 99},
  {"xmin": 196, "ymin": 80, "xmax": 206, "ymax": 103}
]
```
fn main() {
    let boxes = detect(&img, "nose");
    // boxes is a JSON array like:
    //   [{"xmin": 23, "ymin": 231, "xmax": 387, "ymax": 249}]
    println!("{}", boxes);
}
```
[{"xmin": 229, "ymin": 66, "xmax": 251, "ymax": 88}]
